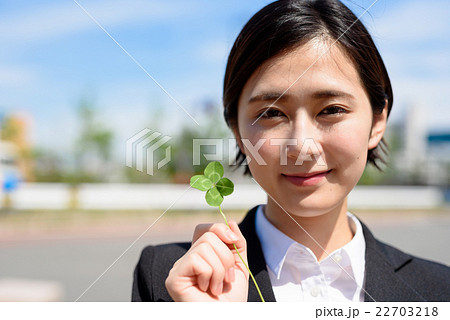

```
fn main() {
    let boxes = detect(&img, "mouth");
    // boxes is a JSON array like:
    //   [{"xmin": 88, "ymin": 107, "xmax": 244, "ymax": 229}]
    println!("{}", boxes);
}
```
[{"xmin": 282, "ymin": 169, "xmax": 332, "ymax": 186}]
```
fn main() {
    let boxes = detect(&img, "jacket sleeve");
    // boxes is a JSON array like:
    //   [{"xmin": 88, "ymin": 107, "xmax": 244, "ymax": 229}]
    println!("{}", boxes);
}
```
[{"xmin": 132, "ymin": 246, "xmax": 154, "ymax": 302}]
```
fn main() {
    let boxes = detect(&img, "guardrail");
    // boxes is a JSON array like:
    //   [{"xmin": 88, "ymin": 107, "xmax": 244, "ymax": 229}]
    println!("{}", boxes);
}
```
[{"xmin": 1, "ymin": 183, "xmax": 446, "ymax": 211}]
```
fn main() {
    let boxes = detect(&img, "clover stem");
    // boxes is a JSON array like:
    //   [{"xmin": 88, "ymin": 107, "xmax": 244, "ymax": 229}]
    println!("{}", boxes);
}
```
[{"xmin": 218, "ymin": 205, "xmax": 265, "ymax": 302}]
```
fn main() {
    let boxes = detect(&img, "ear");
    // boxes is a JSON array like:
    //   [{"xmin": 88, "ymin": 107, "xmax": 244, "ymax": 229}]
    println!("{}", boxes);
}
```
[
  {"xmin": 368, "ymin": 101, "xmax": 388, "ymax": 150},
  {"xmin": 232, "ymin": 126, "xmax": 246, "ymax": 155}
]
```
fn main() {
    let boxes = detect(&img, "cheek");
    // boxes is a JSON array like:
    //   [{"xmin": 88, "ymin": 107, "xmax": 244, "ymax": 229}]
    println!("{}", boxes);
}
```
[
  {"xmin": 239, "ymin": 121, "xmax": 281, "ymax": 162},
  {"xmin": 331, "ymin": 130, "xmax": 367, "ymax": 156},
  {"xmin": 244, "ymin": 134, "xmax": 281, "ymax": 168},
  {"xmin": 326, "ymin": 119, "xmax": 371, "ymax": 176}
]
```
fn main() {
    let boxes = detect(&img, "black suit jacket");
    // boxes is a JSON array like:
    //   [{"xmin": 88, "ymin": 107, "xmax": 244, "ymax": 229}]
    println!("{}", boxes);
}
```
[{"xmin": 132, "ymin": 206, "xmax": 450, "ymax": 302}]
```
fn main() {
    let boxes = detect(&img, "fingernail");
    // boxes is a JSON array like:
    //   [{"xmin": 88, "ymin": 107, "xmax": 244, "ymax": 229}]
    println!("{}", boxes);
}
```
[
  {"xmin": 226, "ymin": 229, "xmax": 239, "ymax": 241},
  {"xmin": 215, "ymin": 282, "xmax": 223, "ymax": 296}
]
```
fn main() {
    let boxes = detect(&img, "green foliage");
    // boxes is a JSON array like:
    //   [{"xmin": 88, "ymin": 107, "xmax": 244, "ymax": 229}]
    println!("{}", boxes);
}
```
[
  {"xmin": 154, "ymin": 101, "xmax": 231, "ymax": 183},
  {"xmin": 76, "ymin": 98, "xmax": 114, "ymax": 162},
  {"xmin": 358, "ymin": 165, "xmax": 382, "ymax": 185},
  {"xmin": 74, "ymin": 97, "xmax": 115, "ymax": 183}
]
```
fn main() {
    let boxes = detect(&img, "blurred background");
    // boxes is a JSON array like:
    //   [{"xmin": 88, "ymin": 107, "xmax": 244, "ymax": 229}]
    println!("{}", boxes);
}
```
[{"xmin": 0, "ymin": 0, "xmax": 449, "ymax": 301}]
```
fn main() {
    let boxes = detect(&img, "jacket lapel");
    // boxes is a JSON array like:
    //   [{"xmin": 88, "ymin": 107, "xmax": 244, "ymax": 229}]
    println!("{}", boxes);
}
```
[
  {"xmin": 361, "ymin": 222, "xmax": 425, "ymax": 302},
  {"xmin": 239, "ymin": 207, "xmax": 277, "ymax": 302}
]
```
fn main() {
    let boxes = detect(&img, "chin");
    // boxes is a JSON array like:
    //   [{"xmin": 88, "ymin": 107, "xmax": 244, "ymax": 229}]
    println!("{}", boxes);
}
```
[{"xmin": 280, "ymin": 194, "xmax": 345, "ymax": 218}]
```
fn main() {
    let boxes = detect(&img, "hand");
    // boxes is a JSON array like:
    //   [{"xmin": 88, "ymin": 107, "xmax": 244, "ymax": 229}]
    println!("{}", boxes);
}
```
[{"xmin": 165, "ymin": 221, "xmax": 249, "ymax": 301}]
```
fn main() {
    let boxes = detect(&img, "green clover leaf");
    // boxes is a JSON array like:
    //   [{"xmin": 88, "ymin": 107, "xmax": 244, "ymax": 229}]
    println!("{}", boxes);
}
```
[
  {"xmin": 216, "ymin": 177, "xmax": 234, "ymax": 196},
  {"xmin": 190, "ymin": 175, "xmax": 213, "ymax": 191},
  {"xmin": 204, "ymin": 161, "xmax": 224, "ymax": 184},
  {"xmin": 205, "ymin": 186, "xmax": 224, "ymax": 207}
]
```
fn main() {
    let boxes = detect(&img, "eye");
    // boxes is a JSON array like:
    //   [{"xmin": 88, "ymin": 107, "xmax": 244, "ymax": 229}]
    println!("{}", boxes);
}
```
[
  {"xmin": 319, "ymin": 105, "xmax": 348, "ymax": 116},
  {"xmin": 258, "ymin": 108, "xmax": 286, "ymax": 119}
]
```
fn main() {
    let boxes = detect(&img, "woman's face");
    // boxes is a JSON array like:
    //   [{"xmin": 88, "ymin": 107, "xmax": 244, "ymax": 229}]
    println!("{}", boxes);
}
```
[{"xmin": 236, "ymin": 40, "xmax": 387, "ymax": 218}]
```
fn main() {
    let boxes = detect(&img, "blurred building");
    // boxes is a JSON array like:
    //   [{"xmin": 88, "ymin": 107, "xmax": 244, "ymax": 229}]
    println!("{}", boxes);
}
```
[
  {"xmin": 427, "ymin": 132, "xmax": 450, "ymax": 187},
  {"xmin": 0, "ymin": 112, "xmax": 33, "ymax": 183},
  {"xmin": 395, "ymin": 103, "xmax": 450, "ymax": 187}
]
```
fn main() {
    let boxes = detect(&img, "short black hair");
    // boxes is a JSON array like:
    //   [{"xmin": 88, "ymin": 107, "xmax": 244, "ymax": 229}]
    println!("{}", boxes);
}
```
[{"xmin": 223, "ymin": 0, "xmax": 393, "ymax": 174}]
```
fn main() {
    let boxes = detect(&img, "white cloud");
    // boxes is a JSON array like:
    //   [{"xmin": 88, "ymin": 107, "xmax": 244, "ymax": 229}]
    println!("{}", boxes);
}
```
[{"xmin": 0, "ymin": 0, "xmax": 191, "ymax": 44}]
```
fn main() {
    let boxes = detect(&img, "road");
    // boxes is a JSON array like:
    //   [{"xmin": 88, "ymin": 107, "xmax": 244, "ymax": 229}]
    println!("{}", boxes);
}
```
[{"xmin": 0, "ymin": 210, "xmax": 449, "ymax": 301}]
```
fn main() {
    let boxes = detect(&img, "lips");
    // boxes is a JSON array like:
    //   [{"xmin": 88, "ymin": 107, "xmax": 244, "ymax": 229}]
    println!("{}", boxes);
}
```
[{"xmin": 282, "ymin": 169, "xmax": 332, "ymax": 186}]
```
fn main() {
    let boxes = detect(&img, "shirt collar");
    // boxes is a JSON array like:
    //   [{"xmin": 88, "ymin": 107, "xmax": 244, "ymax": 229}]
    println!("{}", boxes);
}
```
[
  {"xmin": 255, "ymin": 205, "xmax": 295, "ymax": 278},
  {"xmin": 255, "ymin": 204, "xmax": 366, "ymax": 285},
  {"xmin": 343, "ymin": 212, "xmax": 366, "ymax": 287}
]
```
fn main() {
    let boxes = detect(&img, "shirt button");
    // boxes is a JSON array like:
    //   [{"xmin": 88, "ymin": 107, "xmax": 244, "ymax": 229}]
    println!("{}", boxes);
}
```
[
  {"xmin": 310, "ymin": 287, "xmax": 321, "ymax": 297},
  {"xmin": 333, "ymin": 254, "xmax": 342, "ymax": 263}
]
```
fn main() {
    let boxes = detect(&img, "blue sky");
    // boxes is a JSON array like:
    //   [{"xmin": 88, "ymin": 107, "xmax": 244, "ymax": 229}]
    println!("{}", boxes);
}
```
[{"xmin": 0, "ymin": 0, "xmax": 449, "ymax": 158}]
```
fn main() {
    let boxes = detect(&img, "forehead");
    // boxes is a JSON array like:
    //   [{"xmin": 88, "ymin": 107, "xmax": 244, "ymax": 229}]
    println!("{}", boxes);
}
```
[{"xmin": 239, "ymin": 40, "xmax": 366, "ymax": 102}]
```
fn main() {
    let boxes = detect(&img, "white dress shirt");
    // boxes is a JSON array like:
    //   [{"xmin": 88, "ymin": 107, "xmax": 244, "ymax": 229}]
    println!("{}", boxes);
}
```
[{"xmin": 255, "ymin": 205, "xmax": 366, "ymax": 302}]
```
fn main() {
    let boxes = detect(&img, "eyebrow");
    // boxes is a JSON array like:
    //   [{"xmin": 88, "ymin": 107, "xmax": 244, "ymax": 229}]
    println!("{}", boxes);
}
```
[
  {"xmin": 248, "ymin": 90, "xmax": 355, "ymax": 104},
  {"xmin": 311, "ymin": 90, "xmax": 355, "ymax": 100},
  {"xmin": 248, "ymin": 92, "xmax": 290, "ymax": 104}
]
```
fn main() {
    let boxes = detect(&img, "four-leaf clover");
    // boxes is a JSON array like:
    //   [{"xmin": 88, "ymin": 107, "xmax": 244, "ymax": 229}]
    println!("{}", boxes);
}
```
[{"xmin": 190, "ymin": 161, "xmax": 234, "ymax": 207}]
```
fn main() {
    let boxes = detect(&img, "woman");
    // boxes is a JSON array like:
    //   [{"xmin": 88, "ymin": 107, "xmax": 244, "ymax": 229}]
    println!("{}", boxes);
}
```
[{"xmin": 132, "ymin": 0, "xmax": 450, "ymax": 302}]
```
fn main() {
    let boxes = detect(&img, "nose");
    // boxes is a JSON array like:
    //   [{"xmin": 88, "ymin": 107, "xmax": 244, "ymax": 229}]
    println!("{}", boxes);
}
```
[{"xmin": 286, "ymin": 114, "xmax": 323, "ymax": 163}]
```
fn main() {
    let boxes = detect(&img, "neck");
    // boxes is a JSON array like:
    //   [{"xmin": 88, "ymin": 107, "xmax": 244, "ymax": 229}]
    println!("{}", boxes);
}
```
[{"xmin": 264, "ymin": 198, "xmax": 354, "ymax": 262}]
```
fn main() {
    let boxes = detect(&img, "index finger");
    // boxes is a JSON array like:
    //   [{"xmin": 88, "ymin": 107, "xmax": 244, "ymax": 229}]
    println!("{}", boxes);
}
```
[{"xmin": 192, "ymin": 222, "xmax": 240, "ymax": 245}]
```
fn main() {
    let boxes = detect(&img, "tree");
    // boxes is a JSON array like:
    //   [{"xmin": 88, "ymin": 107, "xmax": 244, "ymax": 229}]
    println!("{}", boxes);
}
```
[{"xmin": 74, "ymin": 97, "xmax": 114, "ymax": 183}]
